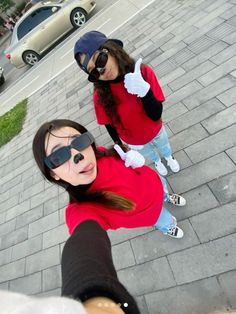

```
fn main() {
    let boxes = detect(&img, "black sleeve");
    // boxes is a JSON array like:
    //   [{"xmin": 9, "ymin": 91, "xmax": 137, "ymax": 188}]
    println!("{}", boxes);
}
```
[
  {"xmin": 141, "ymin": 89, "xmax": 163, "ymax": 121},
  {"xmin": 61, "ymin": 220, "xmax": 140, "ymax": 314},
  {"xmin": 105, "ymin": 124, "xmax": 122, "ymax": 145}
]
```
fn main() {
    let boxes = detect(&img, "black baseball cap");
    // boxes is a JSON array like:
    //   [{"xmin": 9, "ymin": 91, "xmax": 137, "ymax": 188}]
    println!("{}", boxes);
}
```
[{"xmin": 74, "ymin": 31, "xmax": 123, "ymax": 73}]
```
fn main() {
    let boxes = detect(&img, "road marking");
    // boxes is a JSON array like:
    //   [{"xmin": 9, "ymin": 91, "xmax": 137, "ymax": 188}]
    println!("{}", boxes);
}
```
[
  {"xmin": 60, "ymin": 18, "xmax": 111, "ymax": 59},
  {"xmin": 1, "ymin": 75, "xmax": 39, "ymax": 106},
  {"xmin": 0, "ymin": 0, "xmax": 155, "ymax": 113}
]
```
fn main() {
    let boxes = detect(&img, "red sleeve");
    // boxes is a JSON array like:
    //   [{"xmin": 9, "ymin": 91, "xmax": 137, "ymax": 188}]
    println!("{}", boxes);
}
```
[
  {"xmin": 141, "ymin": 64, "xmax": 165, "ymax": 102},
  {"xmin": 66, "ymin": 203, "xmax": 107, "ymax": 235},
  {"xmin": 93, "ymin": 90, "xmax": 110, "ymax": 125}
]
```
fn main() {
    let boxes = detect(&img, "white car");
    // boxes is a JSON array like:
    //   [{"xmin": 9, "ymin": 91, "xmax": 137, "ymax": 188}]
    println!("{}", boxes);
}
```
[{"xmin": 5, "ymin": 0, "xmax": 96, "ymax": 68}]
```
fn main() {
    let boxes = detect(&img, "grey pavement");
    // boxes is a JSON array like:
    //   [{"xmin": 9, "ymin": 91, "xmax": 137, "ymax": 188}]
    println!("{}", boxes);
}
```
[{"xmin": 1, "ymin": 0, "xmax": 236, "ymax": 313}]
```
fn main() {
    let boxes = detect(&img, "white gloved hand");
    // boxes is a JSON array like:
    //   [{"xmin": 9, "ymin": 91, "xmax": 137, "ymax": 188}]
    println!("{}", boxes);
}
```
[
  {"xmin": 124, "ymin": 58, "xmax": 150, "ymax": 97},
  {"xmin": 114, "ymin": 144, "xmax": 145, "ymax": 169},
  {"xmin": 128, "ymin": 144, "xmax": 144, "ymax": 151}
]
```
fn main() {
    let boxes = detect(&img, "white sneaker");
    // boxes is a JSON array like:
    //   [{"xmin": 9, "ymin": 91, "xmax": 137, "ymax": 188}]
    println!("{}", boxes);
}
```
[
  {"xmin": 166, "ymin": 225, "xmax": 184, "ymax": 238},
  {"xmin": 165, "ymin": 156, "xmax": 180, "ymax": 173},
  {"xmin": 155, "ymin": 160, "xmax": 168, "ymax": 176},
  {"xmin": 168, "ymin": 194, "xmax": 186, "ymax": 206}
]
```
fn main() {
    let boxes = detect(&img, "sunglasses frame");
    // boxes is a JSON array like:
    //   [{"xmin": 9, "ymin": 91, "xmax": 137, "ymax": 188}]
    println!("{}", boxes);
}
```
[
  {"xmin": 88, "ymin": 49, "xmax": 109, "ymax": 82},
  {"xmin": 44, "ymin": 131, "xmax": 94, "ymax": 169}
]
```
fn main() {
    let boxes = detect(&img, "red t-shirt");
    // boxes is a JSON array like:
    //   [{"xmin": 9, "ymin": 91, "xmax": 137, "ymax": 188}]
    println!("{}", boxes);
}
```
[
  {"xmin": 66, "ymin": 154, "xmax": 164, "ymax": 234},
  {"xmin": 93, "ymin": 64, "xmax": 165, "ymax": 145}
]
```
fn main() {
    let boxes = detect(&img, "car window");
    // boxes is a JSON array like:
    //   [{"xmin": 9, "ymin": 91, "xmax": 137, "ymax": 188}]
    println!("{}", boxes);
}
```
[{"xmin": 17, "ymin": 6, "xmax": 59, "ymax": 40}]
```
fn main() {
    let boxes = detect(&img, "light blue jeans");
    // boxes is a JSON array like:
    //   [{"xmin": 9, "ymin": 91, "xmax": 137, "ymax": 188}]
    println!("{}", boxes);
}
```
[
  {"xmin": 139, "ymin": 126, "xmax": 172, "ymax": 163},
  {"xmin": 154, "ymin": 175, "xmax": 177, "ymax": 234}
]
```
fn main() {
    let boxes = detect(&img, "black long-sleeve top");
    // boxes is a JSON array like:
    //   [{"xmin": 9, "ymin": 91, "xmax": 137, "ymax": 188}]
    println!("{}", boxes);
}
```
[
  {"xmin": 61, "ymin": 220, "xmax": 140, "ymax": 314},
  {"xmin": 105, "ymin": 89, "xmax": 163, "ymax": 144}
]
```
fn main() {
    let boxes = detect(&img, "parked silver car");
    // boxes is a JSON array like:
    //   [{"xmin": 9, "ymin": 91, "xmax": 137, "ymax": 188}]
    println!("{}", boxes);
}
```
[{"xmin": 5, "ymin": 0, "xmax": 96, "ymax": 68}]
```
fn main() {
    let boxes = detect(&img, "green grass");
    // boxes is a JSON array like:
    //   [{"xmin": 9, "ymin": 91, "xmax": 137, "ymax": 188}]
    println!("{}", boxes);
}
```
[{"xmin": 0, "ymin": 99, "xmax": 27, "ymax": 148}]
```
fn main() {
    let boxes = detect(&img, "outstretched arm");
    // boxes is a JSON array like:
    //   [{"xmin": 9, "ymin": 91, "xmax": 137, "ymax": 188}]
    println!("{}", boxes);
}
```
[{"xmin": 61, "ymin": 220, "xmax": 140, "ymax": 314}]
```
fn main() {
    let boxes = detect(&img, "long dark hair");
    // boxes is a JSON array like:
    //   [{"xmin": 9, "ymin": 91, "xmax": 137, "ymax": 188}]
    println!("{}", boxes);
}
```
[
  {"xmin": 94, "ymin": 41, "xmax": 135, "ymax": 126},
  {"xmin": 32, "ymin": 119, "xmax": 134, "ymax": 210}
]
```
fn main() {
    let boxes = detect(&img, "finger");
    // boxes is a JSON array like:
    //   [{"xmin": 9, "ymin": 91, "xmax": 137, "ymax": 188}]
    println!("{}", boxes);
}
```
[
  {"xmin": 134, "ymin": 58, "xmax": 143, "ymax": 73},
  {"xmin": 114, "ymin": 144, "xmax": 126, "ymax": 159},
  {"xmin": 125, "ymin": 157, "xmax": 132, "ymax": 167}
]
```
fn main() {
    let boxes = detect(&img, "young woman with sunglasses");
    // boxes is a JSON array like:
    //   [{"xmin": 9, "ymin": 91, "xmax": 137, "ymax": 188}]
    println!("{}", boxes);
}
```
[
  {"xmin": 32, "ymin": 119, "xmax": 186, "ymax": 240},
  {"xmin": 74, "ymin": 31, "xmax": 180, "ymax": 177}
]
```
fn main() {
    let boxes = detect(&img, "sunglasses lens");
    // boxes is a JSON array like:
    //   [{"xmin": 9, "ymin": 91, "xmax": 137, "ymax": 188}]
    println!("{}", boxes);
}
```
[
  {"xmin": 95, "ymin": 51, "xmax": 108, "ymax": 68},
  {"xmin": 45, "ymin": 147, "xmax": 70, "ymax": 169},
  {"xmin": 72, "ymin": 132, "xmax": 94, "ymax": 150},
  {"xmin": 88, "ymin": 51, "xmax": 108, "ymax": 82},
  {"xmin": 88, "ymin": 68, "xmax": 100, "ymax": 82}
]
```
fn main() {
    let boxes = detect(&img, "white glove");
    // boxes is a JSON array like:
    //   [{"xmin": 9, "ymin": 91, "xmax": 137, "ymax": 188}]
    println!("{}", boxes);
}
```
[
  {"xmin": 114, "ymin": 144, "xmax": 145, "ymax": 169},
  {"xmin": 128, "ymin": 144, "xmax": 144, "ymax": 150},
  {"xmin": 124, "ymin": 58, "xmax": 150, "ymax": 97}
]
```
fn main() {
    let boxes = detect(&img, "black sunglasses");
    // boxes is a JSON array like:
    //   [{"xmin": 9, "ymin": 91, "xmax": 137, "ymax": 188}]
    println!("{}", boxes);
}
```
[
  {"xmin": 88, "ymin": 50, "xmax": 108, "ymax": 82},
  {"xmin": 44, "ymin": 132, "xmax": 94, "ymax": 169}
]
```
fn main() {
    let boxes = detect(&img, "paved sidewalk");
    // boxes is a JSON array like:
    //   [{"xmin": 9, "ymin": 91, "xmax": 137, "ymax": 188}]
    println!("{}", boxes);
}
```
[{"xmin": 1, "ymin": 0, "xmax": 236, "ymax": 313}]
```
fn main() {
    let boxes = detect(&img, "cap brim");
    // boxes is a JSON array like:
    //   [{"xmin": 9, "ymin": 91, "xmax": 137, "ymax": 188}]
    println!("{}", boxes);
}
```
[{"xmin": 109, "ymin": 39, "xmax": 123, "ymax": 47}]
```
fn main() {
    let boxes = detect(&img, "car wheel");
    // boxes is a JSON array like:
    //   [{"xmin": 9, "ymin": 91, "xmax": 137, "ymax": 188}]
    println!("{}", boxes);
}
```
[
  {"xmin": 22, "ymin": 50, "xmax": 40, "ymax": 66},
  {"xmin": 0, "ymin": 75, "xmax": 5, "ymax": 85},
  {"xmin": 70, "ymin": 8, "xmax": 87, "ymax": 28}
]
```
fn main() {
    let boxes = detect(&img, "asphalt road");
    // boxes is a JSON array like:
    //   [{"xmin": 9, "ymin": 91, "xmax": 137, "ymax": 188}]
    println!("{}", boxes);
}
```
[{"xmin": 0, "ymin": 0, "xmax": 115, "ymax": 94}]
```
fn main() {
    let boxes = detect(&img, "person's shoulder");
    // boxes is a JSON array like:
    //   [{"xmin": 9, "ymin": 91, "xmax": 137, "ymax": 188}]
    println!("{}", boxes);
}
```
[
  {"xmin": 97, "ymin": 146, "xmax": 107, "ymax": 152},
  {"xmin": 141, "ymin": 63, "xmax": 155, "ymax": 74}
]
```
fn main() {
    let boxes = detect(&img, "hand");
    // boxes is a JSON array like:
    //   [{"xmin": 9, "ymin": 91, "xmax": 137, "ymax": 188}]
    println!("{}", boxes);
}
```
[
  {"xmin": 124, "ymin": 58, "xmax": 150, "ymax": 97},
  {"xmin": 114, "ymin": 144, "xmax": 145, "ymax": 168}
]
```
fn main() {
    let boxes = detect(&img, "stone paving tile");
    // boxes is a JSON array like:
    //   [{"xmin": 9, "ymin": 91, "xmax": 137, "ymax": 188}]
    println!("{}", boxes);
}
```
[
  {"xmin": 217, "ymin": 85, "xmax": 236, "ymax": 106},
  {"xmin": 169, "ymin": 123, "xmax": 209, "ymax": 153},
  {"xmin": 42, "ymin": 265, "xmax": 61, "ymax": 292},
  {"xmin": 218, "ymin": 270, "xmax": 236, "ymax": 308},
  {"xmin": 168, "ymin": 184, "xmax": 219, "ymax": 221},
  {"xmin": 11, "ymin": 235, "xmax": 40, "ymax": 262},
  {"xmin": 162, "ymin": 102, "xmax": 188, "ymax": 123},
  {"xmin": 28, "ymin": 212, "xmax": 59, "ymax": 238},
  {"xmin": 226, "ymin": 146, "xmax": 236, "ymax": 163},
  {"xmin": 168, "ymin": 233, "xmax": 236, "ymax": 284},
  {"xmin": 117, "ymin": 257, "xmax": 176, "ymax": 296},
  {"xmin": 145, "ymin": 276, "xmax": 228, "ymax": 314},
  {"xmin": 0, "ymin": 247, "xmax": 12, "ymax": 267},
  {"xmin": 201, "ymin": 104, "xmax": 236, "ymax": 133},
  {"xmin": 210, "ymin": 42, "xmax": 236, "ymax": 64},
  {"xmin": 0, "ymin": 259, "xmax": 25, "ymax": 282},
  {"xmin": 25, "ymin": 245, "xmax": 60, "ymax": 275},
  {"xmin": 168, "ymin": 98, "xmax": 225, "ymax": 133},
  {"xmin": 108, "ymin": 227, "xmax": 153, "ymax": 246},
  {"xmin": 190, "ymin": 200, "xmax": 236, "ymax": 242},
  {"xmin": 185, "ymin": 124, "xmax": 236, "ymax": 163},
  {"xmin": 183, "ymin": 76, "xmax": 236, "ymax": 110},
  {"xmin": 168, "ymin": 153, "xmax": 236, "ymax": 194},
  {"xmin": 208, "ymin": 171, "xmax": 236, "ymax": 204},
  {"xmin": 169, "ymin": 60, "xmax": 216, "ymax": 91},
  {"xmin": 135, "ymin": 296, "xmax": 149, "ymax": 314},
  {"xmin": 112, "ymin": 241, "xmax": 136, "ymax": 270},
  {"xmin": 42, "ymin": 224, "xmax": 68, "ymax": 249},
  {"xmin": 184, "ymin": 17, "xmax": 224, "ymax": 45},
  {"xmin": 130, "ymin": 220, "xmax": 199, "ymax": 264},
  {"xmin": 1, "ymin": 226, "xmax": 28, "ymax": 250},
  {"xmin": 198, "ymin": 55, "xmax": 236, "ymax": 86},
  {"xmin": 16, "ymin": 205, "xmax": 43, "ymax": 229},
  {"xmin": 9, "ymin": 272, "xmax": 42, "ymax": 295}
]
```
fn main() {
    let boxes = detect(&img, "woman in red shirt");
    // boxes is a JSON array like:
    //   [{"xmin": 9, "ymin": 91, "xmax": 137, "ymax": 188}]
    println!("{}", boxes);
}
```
[
  {"xmin": 73, "ymin": 31, "xmax": 180, "ymax": 177},
  {"xmin": 32, "ymin": 119, "xmax": 186, "ymax": 238}
]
